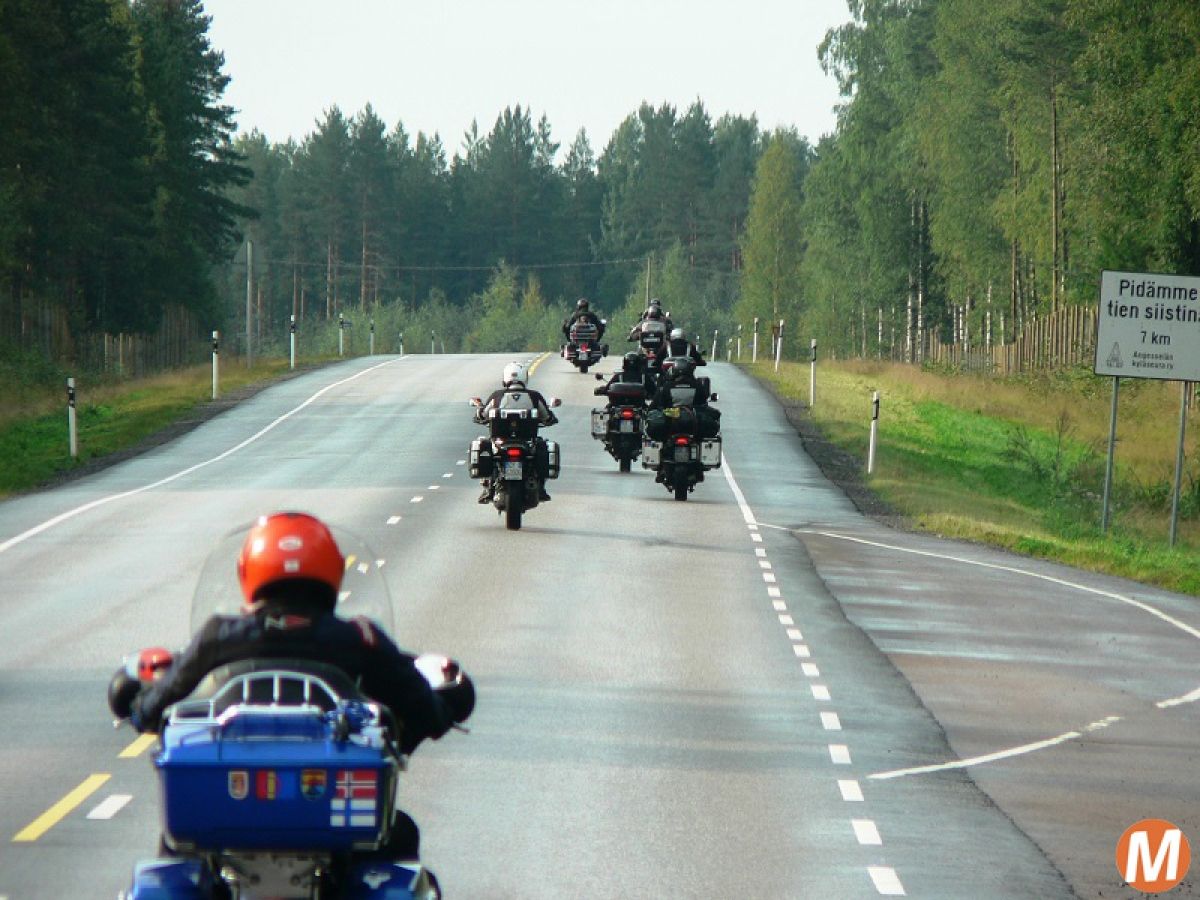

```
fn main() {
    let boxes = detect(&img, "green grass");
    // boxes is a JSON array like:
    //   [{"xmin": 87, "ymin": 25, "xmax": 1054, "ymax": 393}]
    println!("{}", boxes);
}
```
[
  {"xmin": 0, "ymin": 358, "xmax": 300, "ymax": 498},
  {"xmin": 750, "ymin": 360, "xmax": 1200, "ymax": 596}
]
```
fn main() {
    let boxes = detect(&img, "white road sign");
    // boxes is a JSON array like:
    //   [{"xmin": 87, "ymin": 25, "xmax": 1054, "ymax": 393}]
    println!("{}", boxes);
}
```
[{"xmin": 1095, "ymin": 270, "xmax": 1200, "ymax": 381}]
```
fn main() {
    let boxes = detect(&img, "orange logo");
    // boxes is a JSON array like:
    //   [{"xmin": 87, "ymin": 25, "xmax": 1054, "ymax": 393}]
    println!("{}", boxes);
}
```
[{"xmin": 1117, "ymin": 819, "xmax": 1191, "ymax": 893}]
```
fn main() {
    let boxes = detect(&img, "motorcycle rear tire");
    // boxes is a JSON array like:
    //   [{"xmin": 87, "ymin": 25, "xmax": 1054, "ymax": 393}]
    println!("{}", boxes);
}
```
[
  {"xmin": 505, "ymin": 493, "xmax": 523, "ymax": 530},
  {"xmin": 619, "ymin": 456, "xmax": 632, "ymax": 473},
  {"xmin": 579, "ymin": 363, "xmax": 589, "ymax": 374},
  {"xmin": 674, "ymin": 480, "xmax": 688, "ymax": 501}
]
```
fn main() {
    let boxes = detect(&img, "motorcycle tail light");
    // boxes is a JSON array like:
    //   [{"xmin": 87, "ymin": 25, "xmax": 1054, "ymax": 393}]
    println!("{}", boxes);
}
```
[
  {"xmin": 674, "ymin": 436, "xmax": 690, "ymax": 446},
  {"xmin": 505, "ymin": 446, "xmax": 522, "ymax": 459},
  {"xmin": 620, "ymin": 408, "xmax": 635, "ymax": 419}
]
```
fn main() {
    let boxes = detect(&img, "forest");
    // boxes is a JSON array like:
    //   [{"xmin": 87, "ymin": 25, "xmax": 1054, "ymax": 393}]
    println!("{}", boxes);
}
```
[{"xmin": 3, "ymin": 0, "xmax": 1199, "ymax": 366}]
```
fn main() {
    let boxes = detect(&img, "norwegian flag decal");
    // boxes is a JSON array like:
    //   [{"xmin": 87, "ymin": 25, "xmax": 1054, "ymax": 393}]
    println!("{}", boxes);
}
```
[{"xmin": 330, "ymin": 769, "xmax": 378, "ymax": 828}]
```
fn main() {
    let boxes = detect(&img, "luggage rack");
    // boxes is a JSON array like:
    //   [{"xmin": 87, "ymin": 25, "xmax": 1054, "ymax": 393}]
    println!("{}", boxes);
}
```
[{"xmin": 169, "ymin": 670, "xmax": 353, "ymax": 724}]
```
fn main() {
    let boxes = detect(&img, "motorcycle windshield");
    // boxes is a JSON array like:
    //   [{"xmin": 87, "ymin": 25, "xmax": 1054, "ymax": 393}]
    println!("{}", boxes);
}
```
[{"xmin": 189, "ymin": 520, "xmax": 395, "ymax": 635}]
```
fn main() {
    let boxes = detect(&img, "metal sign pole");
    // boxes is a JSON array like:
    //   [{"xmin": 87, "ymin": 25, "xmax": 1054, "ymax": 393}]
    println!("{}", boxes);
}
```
[
  {"xmin": 1101, "ymin": 376, "xmax": 1120, "ymax": 533},
  {"xmin": 66, "ymin": 377, "xmax": 78, "ymax": 458},
  {"xmin": 1169, "ymin": 381, "xmax": 1189, "ymax": 547}
]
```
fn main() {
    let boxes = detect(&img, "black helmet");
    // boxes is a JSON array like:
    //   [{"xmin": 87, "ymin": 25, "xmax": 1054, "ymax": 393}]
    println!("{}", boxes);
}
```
[
  {"xmin": 647, "ymin": 307, "xmax": 662, "ymax": 320},
  {"xmin": 622, "ymin": 351, "xmax": 643, "ymax": 371},
  {"xmin": 576, "ymin": 298, "xmax": 589, "ymax": 311},
  {"xmin": 669, "ymin": 357, "xmax": 695, "ymax": 380}
]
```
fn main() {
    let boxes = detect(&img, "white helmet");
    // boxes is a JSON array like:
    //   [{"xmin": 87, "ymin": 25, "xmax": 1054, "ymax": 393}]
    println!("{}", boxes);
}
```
[
  {"xmin": 502, "ymin": 361, "xmax": 526, "ymax": 386},
  {"xmin": 669, "ymin": 327, "xmax": 685, "ymax": 341}
]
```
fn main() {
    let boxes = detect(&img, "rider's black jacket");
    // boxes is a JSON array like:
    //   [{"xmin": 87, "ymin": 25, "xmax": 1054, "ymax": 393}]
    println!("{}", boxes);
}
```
[
  {"xmin": 666, "ymin": 338, "xmax": 706, "ymax": 365},
  {"xmin": 129, "ymin": 602, "xmax": 455, "ymax": 754},
  {"xmin": 562, "ymin": 310, "xmax": 605, "ymax": 338},
  {"xmin": 651, "ymin": 374, "xmax": 712, "ymax": 411}
]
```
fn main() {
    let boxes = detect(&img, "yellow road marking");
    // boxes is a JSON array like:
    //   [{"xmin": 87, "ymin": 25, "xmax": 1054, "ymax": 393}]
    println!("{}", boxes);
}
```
[
  {"xmin": 118, "ymin": 733, "xmax": 156, "ymax": 759},
  {"xmin": 526, "ymin": 352, "xmax": 552, "ymax": 380},
  {"xmin": 344, "ymin": 554, "xmax": 356, "ymax": 570},
  {"xmin": 13, "ymin": 773, "xmax": 110, "ymax": 842}
]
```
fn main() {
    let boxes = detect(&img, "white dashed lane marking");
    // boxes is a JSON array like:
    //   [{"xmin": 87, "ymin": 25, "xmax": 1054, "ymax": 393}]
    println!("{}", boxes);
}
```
[
  {"xmin": 821, "ymin": 712, "xmax": 842, "ymax": 731},
  {"xmin": 802, "ymin": 663, "xmax": 820, "ymax": 677},
  {"xmin": 838, "ymin": 780, "xmax": 865, "ymax": 802},
  {"xmin": 767, "ymin": 586, "xmax": 781, "ymax": 598},
  {"xmin": 868, "ymin": 867, "xmax": 906, "ymax": 896},
  {"xmin": 386, "ymin": 516, "xmax": 401, "ymax": 525},
  {"xmin": 786, "ymin": 628, "xmax": 803, "ymax": 641},
  {"xmin": 792, "ymin": 644, "xmax": 811, "ymax": 658},
  {"xmin": 442, "ymin": 473, "xmax": 453, "ymax": 478},
  {"xmin": 410, "ymin": 497, "xmax": 423, "ymax": 503},
  {"xmin": 456, "ymin": 459, "xmax": 466, "ymax": 465},
  {"xmin": 86, "ymin": 794, "xmax": 132, "ymax": 820},
  {"xmin": 812, "ymin": 685, "xmax": 832, "ymax": 701},
  {"xmin": 853, "ymin": 819, "xmax": 882, "ymax": 845},
  {"xmin": 829, "ymin": 744, "xmax": 852, "ymax": 765}
]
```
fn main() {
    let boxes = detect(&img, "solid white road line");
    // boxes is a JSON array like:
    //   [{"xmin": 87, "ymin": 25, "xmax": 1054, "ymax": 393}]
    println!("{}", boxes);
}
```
[
  {"xmin": 829, "ymin": 744, "xmax": 852, "ymax": 765},
  {"xmin": 838, "ymin": 780, "xmax": 864, "ymax": 801},
  {"xmin": 852, "ymin": 819, "xmax": 882, "ymax": 845},
  {"xmin": 86, "ymin": 794, "xmax": 132, "ymax": 820},
  {"xmin": 868, "ymin": 866, "xmax": 906, "ymax": 895},
  {"xmin": 821, "ymin": 712, "xmax": 842, "ymax": 730},
  {"xmin": 0, "ymin": 358, "xmax": 402, "ymax": 556},
  {"xmin": 720, "ymin": 455, "xmax": 758, "ymax": 527}
]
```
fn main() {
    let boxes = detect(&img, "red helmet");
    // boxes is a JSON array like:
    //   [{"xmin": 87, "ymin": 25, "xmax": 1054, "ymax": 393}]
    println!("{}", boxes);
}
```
[{"xmin": 236, "ymin": 512, "xmax": 345, "ymax": 609}]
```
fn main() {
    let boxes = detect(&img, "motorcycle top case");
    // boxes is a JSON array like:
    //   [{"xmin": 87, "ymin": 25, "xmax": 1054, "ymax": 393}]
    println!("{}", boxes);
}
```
[{"xmin": 155, "ymin": 709, "xmax": 397, "ymax": 852}]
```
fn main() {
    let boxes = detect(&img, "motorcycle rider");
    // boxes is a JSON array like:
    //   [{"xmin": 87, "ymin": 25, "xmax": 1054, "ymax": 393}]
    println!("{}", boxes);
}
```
[
  {"xmin": 627, "ymin": 302, "xmax": 672, "ymax": 341},
  {"xmin": 666, "ymin": 327, "xmax": 706, "ymax": 366},
  {"xmin": 476, "ymin": 361, "xmax": 558, "ymax": 503},
  {"xmin": 594, "ymin": 351, "xmax": 654, "ymax": 400},
  {"xmin": 562, "ymin": 297, "xmax": 606, "ymax": 339},
  {"xmin": 109, "ymin": 511, "xmax": 475, "ymax": 862}
]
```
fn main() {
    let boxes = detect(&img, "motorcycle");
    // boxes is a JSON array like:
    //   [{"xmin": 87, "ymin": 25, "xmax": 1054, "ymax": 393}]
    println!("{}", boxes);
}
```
[
  {"xmin": 641, "ymin": 378, "xmax": 722, "ymax": 501},
  {"xmin": 108, "ymin": 525, "xmax": 464, "ymax": 900},
  {"xmin": 590, "ymin": 373, "xmax": 647, "ymax": 473},
  {"xmin": 630, "ymin": 320, "xmax": 668, "ymax": 388},
  {"xmin": 561, "ymin": 320, "xmax": 608, "ymax": 373},
  {"xmin": 468, "ymin": 397, "xmax": 561, "ymax": 530}
]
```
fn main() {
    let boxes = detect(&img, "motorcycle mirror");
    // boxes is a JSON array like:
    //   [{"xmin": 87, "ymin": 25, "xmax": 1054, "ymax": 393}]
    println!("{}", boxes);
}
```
[
  {"xmin": 710, "ymin": 392, "xmax": 720, "ymax": 402},
  {"xmin": 469, "ymin": 397, "xmax": 482, "ymax": 407},
  {"xmin": 550, "ymin": 397, "xmax": 563, "ymax": 408},
  {"xmin": 594, "ymin": 372, "xmax": 604, "ymax": 381},
  {"xmin": 601, "ymin": 318, "xmax": 608, "ymax": 325}
]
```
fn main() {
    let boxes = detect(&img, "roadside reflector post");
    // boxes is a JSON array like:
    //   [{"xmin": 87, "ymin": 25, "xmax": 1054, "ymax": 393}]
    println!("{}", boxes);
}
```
[
  {"xmin": 289, "ymin": 316, "xmax": 296, "ymax": 370},
  {"xmin": 66, "ymin": 377, "xmax": 78, "ymax": 458},
  {"xmin": 1169, "ymin": 381, "xmax": 1189, "ymax": 547},
  {"xmin": 1101, "ymin": 376, "xmax": 1120, "ymax": 533},
  {"xmin": 431, "ymin": 330, "xmax": 436, "ymax": 354},
  {"xmin": 369, "ymin": 319, "xmax": 375, "ymax": 356},
  {"xmin": 711, "ymin": 329, "xmax": 719, "ymax": 360},
  {"xmin": 398, "ymin": 331, "xmax": 404, "ymax": 357},
  {"xmin": 726, "ymin": 336, "xmax": 733, "ymax": 362},
  {"xmin": 737, "ymin": 323, "xmax": 743, "ymax": 361},
  {"xmin": 868, "ymin": 391, "xmax": 880, "ymax": 474},
  {"xmin": 338, "ymin": 314, "xmax": 345, "ymax": 357},
  {"xmin": 810, "ymin": 338, "xmax": 817, "ymax": 408},
  {"xmin": 211, "ymin": 330, "xmax": 219, "ymax": 400},
  {"xmin": 774, "ymin": 319, "xmax": 784, "ymax": 373},
  {"xmin": 752, "ymin": 317, "xmax": 759, "ymax": 363}
]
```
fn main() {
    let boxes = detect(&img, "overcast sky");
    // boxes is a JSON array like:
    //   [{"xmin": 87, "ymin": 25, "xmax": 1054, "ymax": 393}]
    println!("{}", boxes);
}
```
[{"xmin": 203, "ymin": 0, "xmax": 850, "ymax": 158}]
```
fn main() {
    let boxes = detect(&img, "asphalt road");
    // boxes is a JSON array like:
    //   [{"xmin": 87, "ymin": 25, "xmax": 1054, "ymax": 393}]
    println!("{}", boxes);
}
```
[{"xmin": 0, "ymin": 352, "xmax": 1196, "ymax": 898}]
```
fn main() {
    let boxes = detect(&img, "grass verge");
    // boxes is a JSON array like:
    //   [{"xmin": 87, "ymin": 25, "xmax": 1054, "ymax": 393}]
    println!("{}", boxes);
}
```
[
  {"xmin": 0, "ymin": 358, "xmax": 316, "ymax": 499},
  {"xmin": 749, "ymin": 359, "xmax": 1200, "ymax": 596}
]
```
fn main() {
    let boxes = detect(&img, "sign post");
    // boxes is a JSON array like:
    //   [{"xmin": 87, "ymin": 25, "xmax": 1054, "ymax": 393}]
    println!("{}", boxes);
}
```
[{"xmin": 1095, "ymin": 270, "xmax": 1200, "ymax": 534}]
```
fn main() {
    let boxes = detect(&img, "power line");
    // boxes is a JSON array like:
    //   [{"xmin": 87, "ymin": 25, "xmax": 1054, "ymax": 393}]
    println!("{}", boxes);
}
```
[{"xmin": 231, "ymin": 255, "xmax": 650, "ymax": 274}]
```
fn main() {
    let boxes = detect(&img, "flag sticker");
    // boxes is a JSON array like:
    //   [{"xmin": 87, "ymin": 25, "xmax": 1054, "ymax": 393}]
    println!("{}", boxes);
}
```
[
  {"xmin": 256, "ymin": 770, "xmax": 277, "ymax": 801},
  {"xmin": 228, "ymin": 770, "xmax": 248, "ymax": 800},
  {"xmin": 330, "ymin": 769, "xmax": 378, "ymax": 827},
  {"xmin": 301, "ymin": 769, "xmax": 327, "ymax": 800}
]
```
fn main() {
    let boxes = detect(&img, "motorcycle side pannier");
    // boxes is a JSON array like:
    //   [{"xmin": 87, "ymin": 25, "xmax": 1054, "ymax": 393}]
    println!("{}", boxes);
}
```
[
  {"xmin": 469, "ymin": 437, "xmax": 493, "ymax": 478},
  {"xmin": 701, "ymin": 437, "xmax": 722, "ymax": 468},
  {"xmin": 546, "ymin": 440, "xmax": 561, "ymax": 479},
  {"xmin": 590, "ymin": 409, "xmax": 609, "ymax": 437},
  {"xmin": 641, "ymin": 440, "xmax": 662, "ymax": 468}
]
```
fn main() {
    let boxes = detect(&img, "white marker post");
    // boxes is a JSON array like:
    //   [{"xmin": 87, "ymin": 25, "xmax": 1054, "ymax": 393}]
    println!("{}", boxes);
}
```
[
  {"xmin": 211, "ymin": 330, "xmax": 219, "ymax": 400},
  {"xmin": 289, "ymin": 316, "xmax": 296, "ymax": 370},
  {"xmin": 338, "ymin": 314, "xmax": 345, "ymax": 357},
  {"xmin": 369, "ymin": 319, "xmax": 375, "ymax": 356},
  {"xmin": 737, "ymin": 323, "xmax": 743, "ymax": 361},
  {"xmin": 398, "ymin": 331, "xmax": 404, "ymax": 356},
  {"xmin": 752, "ymin": 317, "xmax": 759, "ymax": 363},
  {"xmin": 810, "ymin": 339, "xmax": 817, "ymax": 408},
  {"xmin": 774, "ymin": 319, "xmax": 784, "ymax": 373},
  {"xmin": 868, "ymin": 391, "xmax": 880, "ymax": 474},
  {"xmin": 711, "ymin": 329, "xmax": 718, "ymax": 360},
  {"xmin": 66, "ymin": 377, "xmax": 78, "ymax": 458},
  {"xmin": 431, "ymin": 330, "xmax": 436, "ymax": 354}
]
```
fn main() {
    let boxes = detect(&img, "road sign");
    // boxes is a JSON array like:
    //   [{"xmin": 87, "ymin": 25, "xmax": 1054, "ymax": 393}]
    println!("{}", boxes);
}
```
[{"xmin": 1095, "ymin": 270, "xmax": 1200, "ymax": 381}]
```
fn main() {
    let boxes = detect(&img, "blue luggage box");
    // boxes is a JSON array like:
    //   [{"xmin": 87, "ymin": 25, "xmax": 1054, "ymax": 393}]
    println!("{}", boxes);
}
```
[{"xmin": 156, "ymin": 711, "xmax": 397, "ymax": 852}]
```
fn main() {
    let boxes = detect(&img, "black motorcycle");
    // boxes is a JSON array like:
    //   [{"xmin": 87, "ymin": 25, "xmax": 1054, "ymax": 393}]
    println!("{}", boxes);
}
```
[
  {"xmin": 469, "ymin": 400, "xmax": 561, "ymax": 530},
  {"xmin": 562, "ymin": 320, "xmax": 608, "ymax": 373},
  {"xmin": 591, "ymin": 375, "xmax": 647, "ymax": 473},
  {"xmin": 642, "ymin": 383, "xmax": 722, "ymax": 501}
]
